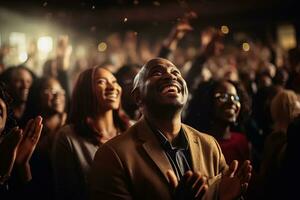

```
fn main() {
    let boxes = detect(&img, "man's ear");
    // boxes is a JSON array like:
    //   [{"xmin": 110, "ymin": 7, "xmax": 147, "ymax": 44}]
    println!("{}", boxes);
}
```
[{"xmin": 132, "ymin": 89, "xmax": 142, "ymax": 107}]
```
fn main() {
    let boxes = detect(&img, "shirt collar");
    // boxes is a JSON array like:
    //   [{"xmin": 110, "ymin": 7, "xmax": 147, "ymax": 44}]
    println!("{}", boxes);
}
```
[{"xmin": 145, "ymin": 118, "xmax": 189, "ymax": 151}]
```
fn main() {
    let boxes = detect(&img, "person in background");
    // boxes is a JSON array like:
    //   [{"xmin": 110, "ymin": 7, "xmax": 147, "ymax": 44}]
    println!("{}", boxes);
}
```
[
  {"xmin": 51, "ymin": 66, "xmax": 130, "ymax": 200},
  {"xmin": 115, "ymin": 64, "xmax": 141, "ymax": 123},
  {"xmin": 0, "ymin": 66, "xmax": 36, "ymax": 125},
  {"xmin": 259, "ymin": 89, "xmax": 300, "ymax": 199},
  {"xmin": 184, "ymin": 79, "xmax": 251, "ymax": 165},
  {"xmin": 22, "ymin": 77, "xmax": 67, "ymax": 200},
  {"xmin": 0, "ymin": 82, "xmax": 43, "ymax": 198},
  {"xmin": 43, "ymin": 35, "xmax": 72, "ymax": 100}
]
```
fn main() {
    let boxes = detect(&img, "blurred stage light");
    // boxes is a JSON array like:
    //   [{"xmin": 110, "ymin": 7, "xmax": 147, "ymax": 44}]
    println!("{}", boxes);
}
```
[
  {"xmin": 98, "ymin": 42, "xmax": 107, "ymax": 52},
  {"xmin": 9, "ymin": 32, "xmax": 26, "ymax": 47},
  {"xmin": 19, "ymin": 52, "xmax": 28, "ymax": 63},
  {"xmin": 242, "ymin": 42, "xmax": 250, "ymax": 51},
  {"xmin": 9, "ymin": 32, "xmax": 27, "ymax": 65},
  {"xmin": 38, "ymin": 36, "xmax": 53, "ymax": 53},
  {"xmin": 221, "ymin": 25, "xmax": 229, "ymax": 34}
]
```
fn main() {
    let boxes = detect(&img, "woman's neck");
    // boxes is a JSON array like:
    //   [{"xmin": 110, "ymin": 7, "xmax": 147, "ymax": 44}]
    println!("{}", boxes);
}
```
[
  {"xmin": 91, "ymin": 110, "xmax": 118, "ymax": 143},
  {"xmin": 13, "ymin": 104, "xmax": 26, "ymax": 119},
  {"xmin": 44, "ymin": 113, "xmax": 66, "ymax": 133},
  {"xmin": 210, "ymin": 121, "xmax": 231, "ymax": 140}
]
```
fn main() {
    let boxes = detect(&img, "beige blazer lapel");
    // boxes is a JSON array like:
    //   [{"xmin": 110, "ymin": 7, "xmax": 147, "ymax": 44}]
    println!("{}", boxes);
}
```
[
  {"xmin": 136, "ymin": 118, "xmax": 173, "ymax": 183},
  {"xmin": 183, "ymin": 124, "xmax": 203, "ymax": 172}
]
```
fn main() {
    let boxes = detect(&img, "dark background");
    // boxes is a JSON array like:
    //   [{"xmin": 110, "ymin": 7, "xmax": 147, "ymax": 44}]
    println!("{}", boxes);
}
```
[{"xmin": 1, "ymin": 0, "xmax": 299, "ymax": 40}]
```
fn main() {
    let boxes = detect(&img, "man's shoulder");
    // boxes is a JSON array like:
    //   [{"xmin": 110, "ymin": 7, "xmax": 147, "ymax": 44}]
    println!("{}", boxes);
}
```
[{"xmin": 182, "ymin": 123, "xmax": 217, "ymax": 142}]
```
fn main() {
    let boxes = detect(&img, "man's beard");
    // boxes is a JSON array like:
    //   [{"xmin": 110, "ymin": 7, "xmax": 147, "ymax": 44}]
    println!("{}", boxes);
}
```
[{"xmin": 143, "ymin": 97, "xmax": 184, "ymax": 118}]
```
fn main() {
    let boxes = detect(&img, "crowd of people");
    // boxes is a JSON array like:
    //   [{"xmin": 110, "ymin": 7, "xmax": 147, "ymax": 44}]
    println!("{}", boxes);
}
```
[{"xmin": 0, "ymin": 17, "xmax": 300, "ymax": 200}]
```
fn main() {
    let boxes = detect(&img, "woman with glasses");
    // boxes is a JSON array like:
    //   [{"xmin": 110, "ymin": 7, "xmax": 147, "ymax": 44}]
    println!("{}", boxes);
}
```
[
  {"xmin": 21, "ymin": 77, "xmax": 67, "ymax": 200},
  {"xmin": 184, "ymin": 79, "xmax": 251, "ymax": 164}
]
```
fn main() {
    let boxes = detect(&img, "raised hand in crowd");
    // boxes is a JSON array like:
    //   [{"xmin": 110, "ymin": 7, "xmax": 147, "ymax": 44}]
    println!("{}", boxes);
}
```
[
  {"xmin": 14, "ymin": 116, "xmax": 43, "ymax": 182},
  {"xmin": 162, "ymin": 11, "xmax": 196, "ymax": 52},
  {"xmin": 0, "ymin": 127, "xmax": 23, "ymax": 184},
  {"xmin": 0, "ymin": 116, "xmax": 43, "ymax": 184}
]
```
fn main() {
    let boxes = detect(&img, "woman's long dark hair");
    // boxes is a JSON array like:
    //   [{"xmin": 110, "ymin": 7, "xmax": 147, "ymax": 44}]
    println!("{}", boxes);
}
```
[{"xmin": 0, "ymin": 82, "xmax": 17, "ymax": 137}]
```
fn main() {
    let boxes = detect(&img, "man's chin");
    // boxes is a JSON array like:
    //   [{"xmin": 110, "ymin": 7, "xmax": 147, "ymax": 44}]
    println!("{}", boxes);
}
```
[{"xmin": 159, "ymin": 101, "xmax": 185, "ymax": 110}]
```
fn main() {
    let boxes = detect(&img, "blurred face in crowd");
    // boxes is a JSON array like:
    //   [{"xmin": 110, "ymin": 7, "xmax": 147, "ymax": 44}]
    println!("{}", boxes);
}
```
[
  {"xmin": 10, "ymin": 68, "xmax": 33, "ymax": 103},
  {"xmin": 213, "ymin": 81, "xmax": 241, "ymax": 124},
  {"xmin": 119, "ymin": 67, "xmax": 139, "ymax": 108},
  {"xmin": 213, "ymin": 40, "xmax": 225, "ymax": 55},
  {"xmin": 94, "ymin": 68, "xmax": 121, "ymax": 111},
  {"xmin": 135, "ymin": 58, "xmax": 188, "ymax": 114},
  {"xmin": 40, "ymin": 78, "xmax": 66, "ymax": 114},
  {"xmin": 0, "ymin": 97, "xmax": 7, "ymax": 134}
]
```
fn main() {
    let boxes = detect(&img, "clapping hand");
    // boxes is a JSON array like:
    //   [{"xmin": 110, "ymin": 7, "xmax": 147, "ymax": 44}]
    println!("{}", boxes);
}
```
[
  {"xmin": 15, "ymin": 116, "xmax": 43, "ymax": 165},
  {"xmin": 167, "ymin": 170, "xmax": 208, "ymax": 200},
  {"xmin": 220, "ymin": 160, "xmax": 252, "ymax": 200},
  {"xmin": 0, "ymin": 127, "xmax": 23, "ymax": 183}
]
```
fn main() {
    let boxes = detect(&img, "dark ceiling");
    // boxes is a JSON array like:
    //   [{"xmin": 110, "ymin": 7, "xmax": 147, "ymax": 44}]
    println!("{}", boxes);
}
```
[{"xmin": 1, "ymin": 0, "xmax": 299, "ymax": 40}]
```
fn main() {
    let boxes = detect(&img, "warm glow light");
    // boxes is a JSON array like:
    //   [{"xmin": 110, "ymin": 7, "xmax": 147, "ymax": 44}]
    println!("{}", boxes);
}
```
[
  {"xmin": 19, "ymin": 52, "xmax": 28, "ymax": 62},
  {"xmin": 124, "ymin": 18, "xmax": 128, "ymax": 22},
  {"xmin": 76, "ymin": 45, "xmax": 86, "ymax": 57},
  {"xmin": 9, "ymin": 32, "xmax": 26, "ymax": 47},
  {"xmin": 277, "ymin": 24, "xmax": 297, "ymax": 50},
  {"xmin": 98, "ymin": 42, "xmax": 107, "ymax": 52},
  {"xmin": 221, "ymin": 25, "xmax": 229, "ymax": 34},
  {"xmin": 242, "ymin": 42, "xmax": 250, "ymax": 51},
  {"xmin": 9, "ymin": 32, "xmax": 27, "ymax": 65},
  {"xmin": 38, "ymin": 36, "xmax": 53, "ymax": 53}
]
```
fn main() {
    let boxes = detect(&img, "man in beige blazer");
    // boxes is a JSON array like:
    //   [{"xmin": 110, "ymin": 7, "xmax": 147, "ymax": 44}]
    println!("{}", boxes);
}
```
[{"xmin": 89, "ymin": 58, "xmax": 252, "ymax": 200}]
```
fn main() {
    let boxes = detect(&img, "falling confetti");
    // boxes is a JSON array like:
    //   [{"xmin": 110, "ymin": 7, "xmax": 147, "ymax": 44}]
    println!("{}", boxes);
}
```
[
  {"xmin": 153, "ymin": 1, "xmax": 160, "ymax": 6},
  {"xmin": 133, "ymin": 0, "xmax": 139, "ymax": 5}
]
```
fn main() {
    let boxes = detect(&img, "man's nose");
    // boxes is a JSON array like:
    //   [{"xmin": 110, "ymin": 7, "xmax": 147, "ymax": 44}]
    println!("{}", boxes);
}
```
[{"xmin": 163, "ymin": 72, "xmax": 177, "ymax": 80}]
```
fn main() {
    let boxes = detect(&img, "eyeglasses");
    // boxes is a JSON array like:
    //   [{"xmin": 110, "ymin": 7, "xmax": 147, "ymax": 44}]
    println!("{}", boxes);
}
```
[
  {"xmin": 43, "ymin": 89, "xmax": 66, "ymax": 96},
  {"xmin": 214, "ymin": 93, "xmax": 240, "ymax": 103}
]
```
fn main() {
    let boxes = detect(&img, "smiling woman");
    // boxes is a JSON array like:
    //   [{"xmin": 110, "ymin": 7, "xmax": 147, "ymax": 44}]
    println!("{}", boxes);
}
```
[
  {"xmin": 51, "ymin": 65, "xmax": 130, "ymax": 200},
  {"xmin": 184, "ymin": 79, "xmax": 251, "ymax": 164}
]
